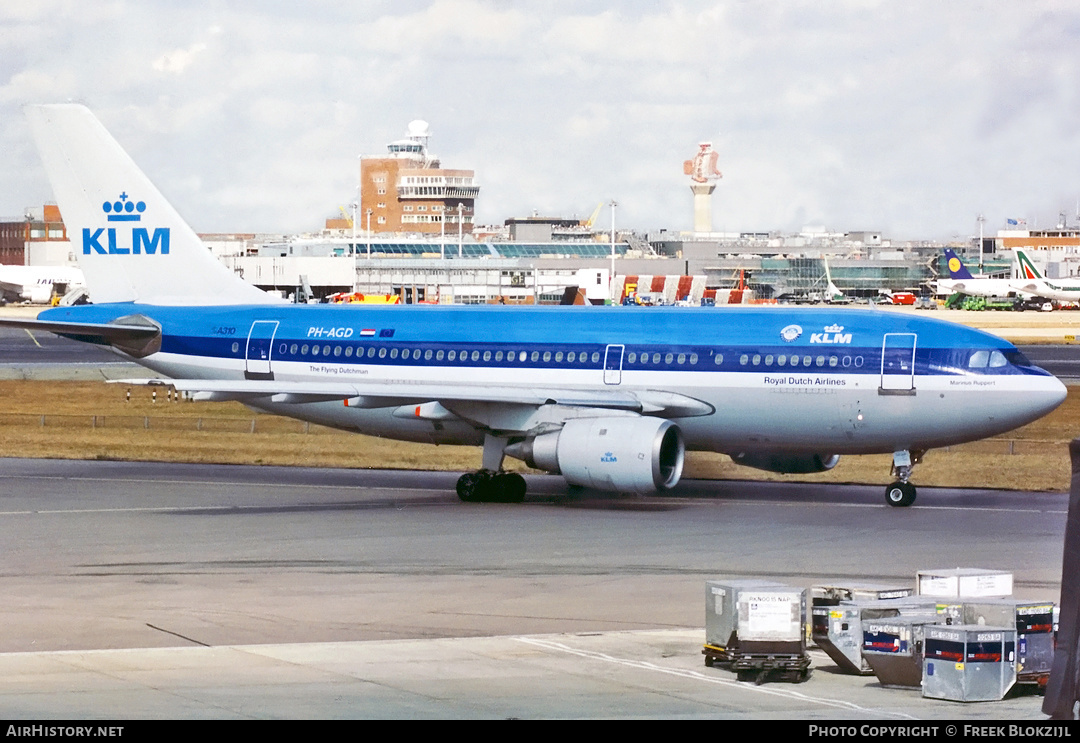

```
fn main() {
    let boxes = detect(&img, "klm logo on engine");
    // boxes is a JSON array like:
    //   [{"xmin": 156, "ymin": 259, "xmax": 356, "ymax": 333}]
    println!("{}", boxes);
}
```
[
  {"xmin": 82, "ymin": 192, "xmax": 169, "ymax": 255},
  {"xmin": 810, "ymin": 324, "xmax": 852, "ymax": 344}
]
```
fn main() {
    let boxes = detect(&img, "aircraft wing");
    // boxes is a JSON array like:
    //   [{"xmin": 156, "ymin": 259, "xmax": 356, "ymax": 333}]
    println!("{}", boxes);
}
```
[{"xmin": 114, "ymin": 377, "xmax": 714, "ymax": 421}]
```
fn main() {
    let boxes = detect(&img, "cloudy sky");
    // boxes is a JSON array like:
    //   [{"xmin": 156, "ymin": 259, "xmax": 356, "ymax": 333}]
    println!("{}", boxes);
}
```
[{"xmin": 2, "ymin": 1, "xmax": 1079, "ymax": 240}]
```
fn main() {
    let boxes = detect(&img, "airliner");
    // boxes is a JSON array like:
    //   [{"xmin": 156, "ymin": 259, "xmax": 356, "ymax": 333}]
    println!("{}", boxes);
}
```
[
  {"xmin": 1012, "ymin": 248, "xmax": 1080, "ymax": 304},
  {"xmin": 1, "ymin": 104, "xmax": 1068, "ymax": 508},
  {"xmin": 935, "ymin": 249, "xmax": 1021, "ymax": 299},
  {"xmin": 0, "ymin": 265, "xmax": 84, "ymax": 304}
]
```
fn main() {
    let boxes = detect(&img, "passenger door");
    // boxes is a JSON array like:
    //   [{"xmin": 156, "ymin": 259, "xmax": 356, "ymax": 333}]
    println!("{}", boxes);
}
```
[
  {"xmin": 245, "ymin": 320, "xmax": 279, "ymax": 380},
  {"xmin": 879, "ymin": 333, "xmax": 916, "ymax": 394},
  {"xmin": 604, "ymin": 344, "xmax": 624, "ymax": 385}
]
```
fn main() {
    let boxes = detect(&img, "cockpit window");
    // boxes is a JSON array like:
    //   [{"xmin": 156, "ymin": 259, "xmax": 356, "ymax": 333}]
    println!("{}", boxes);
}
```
[
  {"xmin": 1005, "ymin": 350, "xmax": 1032, "ymax": 367},
  {"xmin": 988, "ymin": 350, "xmax": 1007, "ymax": 368},
  {"xmin": 967, "ymin": 350, "xmax": 989, "ymax": 368}
]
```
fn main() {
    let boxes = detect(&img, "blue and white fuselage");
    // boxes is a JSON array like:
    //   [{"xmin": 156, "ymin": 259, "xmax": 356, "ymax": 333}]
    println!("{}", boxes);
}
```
[{"xmin": 38, "ymin": 301, "xmax": 1063, "ymax": 456}]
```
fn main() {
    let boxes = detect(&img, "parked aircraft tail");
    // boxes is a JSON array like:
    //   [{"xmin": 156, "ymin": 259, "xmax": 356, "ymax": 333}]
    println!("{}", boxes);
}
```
[
  {"xmin": 1015, "ymin": 248, "xmax": 1045, "ymax": 281},
  {"xmin": 943, "ymin": 249, "xmax": 976, "ymax": 280},
  {"xmin": 25, "ymin": 104, "xmax": 274, "ymax": 306}
]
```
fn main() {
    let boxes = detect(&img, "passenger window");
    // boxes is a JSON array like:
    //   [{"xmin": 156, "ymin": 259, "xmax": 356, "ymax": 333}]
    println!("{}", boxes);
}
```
[
  {"xmin": 803, "ymin": 356, "xmax": 812, "ymax": 367},
  {"xmin": 345, "ymin": 347, "xmax": 353, "ymax": 358},
  {"xmin": 690, "ymin": 353, "xmax": 698, "ymax": 364},
  {"xmin": 777, "ymin": 355, "xmax": 786, "ymax": 366},
  {"xmin": 425, "ymin": 349, "xmax": 433, "ymax": 360},
  {"xmin": 312, "ymin": 345, "xmax": 321, "ymax": 357},
  {"xmin": 652, "ymin": 353, "xmax": 661, "ymax": 364},
  {"xmin": 471, "ymin": 350, "xmax": 480, "ymax": 362},
  {"xmin": 495, "ymin": 350, "xmax": 503, "ymax": 362},
  {"xmin": 713, "ymin": 353, "xmax": 723, "ymax": 365},
  {"xmin": 677, "ymin": 353, "xmax": 686, "ymax": 364},
  {"xmin": 739, "ymin": 354, "xmax": 748, "ymax": 365},
  {"xmin": 968, "ymin": 350, "xmax": 989, "ymax": 368},
  {"xmin": 367, "ymin": 347, "xmax": 376, "ymax": 358},
  {"xmin": 665, "ymin": 353, "xmax": 674, "ymax": 364},
  {"xmin": 829, "ymin": 356, "xmax": 837, "ymax": 367},
  {"xmin": 390, "ymin": 348, "xmax": 399, "ymax": 359},
  {"xmin": 627, "ymin": 352, "xmax": 636, "ymax": 363},
  {"xmin": 448, "ymin": 350, "xmax": 456, "ymax": 361},
  {"xmin": 764, "ymin": 355, "xmax": 773, "ymax": 366},
  {"xmin": 815, "ymin": 355, "xmax": 824, "ymax": 367},
  {"xmin": 751, "ymin": 354, "xmax": 761, "ymax": 365},
  {"xmin": 519, "ymin": 351, "xmax": 527, "ymax": 362},
  {"xmin": 483, "ymin": 351, "xmax": 491, "ymax": 362},
  {"xmin": 301, "ymin": 344, "xmax": 309, "ymax": 355},
  {"xmin": 290, "ymin": 344, "xmax": 298, "ymax": 355},
  {"xmin": 567, "ymin": 351, "xmax": 576, "ymax": 363},
  {"xmin": 543, "ymin": 351, "xmax": 551, "ymax": 362},
  {"xmin": 591, "ymin": 352, "xmax": 600, "ymax": 363},
  {"xmin": 322, "ymin": 345, "xmax": 330, "ymax": 356},
  {"xmin": 334, "ymin": 346, "xmax": 342, "ymax": 357},
  {"xmin": 531, "ymin": 351, "xmax": 539, "ymax": 362}
]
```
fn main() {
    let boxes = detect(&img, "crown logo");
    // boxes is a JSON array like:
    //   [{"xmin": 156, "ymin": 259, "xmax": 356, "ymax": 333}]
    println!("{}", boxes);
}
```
[
  {"xmin": 102, "ymin": 192, "xmax": 146, "ymax": 222},
  {"xmin": 824, "ymin": 324, "xmax": 844, "ymax": 333}
]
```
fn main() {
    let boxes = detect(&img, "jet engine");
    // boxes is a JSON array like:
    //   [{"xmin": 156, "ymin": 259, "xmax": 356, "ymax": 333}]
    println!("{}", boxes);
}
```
[
  {"xmin": 506, "ymin": 417, "xmax": 684, "ymax": 494},
  {"xmin": 730, "ymin": 452, "xmax": 840, "ymax": 474}
]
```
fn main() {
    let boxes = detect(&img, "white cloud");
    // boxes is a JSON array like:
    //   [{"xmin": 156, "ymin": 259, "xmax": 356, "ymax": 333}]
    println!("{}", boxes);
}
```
[{"xmin": 1, "ymin": 1, "xmax": 1079, "ymax": 238}]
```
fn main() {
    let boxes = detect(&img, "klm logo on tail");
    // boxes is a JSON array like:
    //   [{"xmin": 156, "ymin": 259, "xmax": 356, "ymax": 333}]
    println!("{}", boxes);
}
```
[{"xmin": 82, "ymin": 192, "xmax": 169, "ymax": 255}]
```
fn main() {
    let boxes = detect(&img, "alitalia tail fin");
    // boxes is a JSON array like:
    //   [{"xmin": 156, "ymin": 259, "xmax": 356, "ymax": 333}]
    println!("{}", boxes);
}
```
[
  {"xmin": 1014, "ymin": 248, "xmax": 1045, "ymax": 281},
  {"xmin": 25, "ymin": 104, "xmax": 275, "ymax": 306}
]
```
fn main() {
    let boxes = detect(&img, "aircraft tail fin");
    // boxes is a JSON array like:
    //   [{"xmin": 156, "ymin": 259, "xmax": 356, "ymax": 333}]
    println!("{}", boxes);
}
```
[
  {"xmin": 943, "ymin": 249, "xmax": 976, "ymax": 280},
  {"xmin": 25, "ymin": 104, "xmax": 275, "ymax": 306},
  {"xmin": 1015, "ymin": 248, "xmax": 1045, "ymax": 281}
]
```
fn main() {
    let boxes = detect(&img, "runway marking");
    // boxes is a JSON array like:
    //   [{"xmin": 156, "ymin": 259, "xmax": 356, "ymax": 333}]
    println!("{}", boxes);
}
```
[
  {"xmin": 22, "ymin": 329, "xmax": 41, "ymax": 348},
  {"xmin": 515, "ymin": 637, "xmax": 916, "ymax": 718}
]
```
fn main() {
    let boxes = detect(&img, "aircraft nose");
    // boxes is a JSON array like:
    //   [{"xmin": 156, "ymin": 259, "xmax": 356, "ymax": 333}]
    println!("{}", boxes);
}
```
[{"xmin": 1035, "ymin": 375, "xmax": 1068, "ymax": 418}]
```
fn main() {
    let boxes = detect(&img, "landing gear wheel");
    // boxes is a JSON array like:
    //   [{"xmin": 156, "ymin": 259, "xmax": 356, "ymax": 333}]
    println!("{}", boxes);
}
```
[
  {"xmin": 457, "ymin": 471, "xmax": 527, "ymax": 503},
  {"xmin": 492, "ymin": 473, "xmax": 527, "ymax": 503},
  {"xmin": 885, "ymin": 481, "xmax": 916, "ymax": 507},
  {"xmin": 457, "ymin": 471, "xmax": 490, "ymax": 502}
]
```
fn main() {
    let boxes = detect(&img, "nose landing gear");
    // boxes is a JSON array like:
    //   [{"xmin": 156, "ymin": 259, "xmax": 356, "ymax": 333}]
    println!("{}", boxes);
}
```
[{"xmin": 885, "ymin": 449, "xmax": 924, "ymax": 507}]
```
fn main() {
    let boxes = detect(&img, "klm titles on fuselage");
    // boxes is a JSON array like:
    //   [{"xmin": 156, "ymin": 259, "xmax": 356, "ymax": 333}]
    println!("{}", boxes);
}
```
[
  {"xmin": 809, "ymin": 325, "xmax": 852, "ymax": 345},
  {"xmin": 82, "ymin": 193, "xmax": 169, "ymax": 255}
]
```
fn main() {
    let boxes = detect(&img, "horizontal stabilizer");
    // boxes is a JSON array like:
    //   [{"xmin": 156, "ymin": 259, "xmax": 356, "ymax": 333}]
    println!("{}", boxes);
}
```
[{"xmin": 0, "ymin": 315, "xmax": 157, "ymax": 345}]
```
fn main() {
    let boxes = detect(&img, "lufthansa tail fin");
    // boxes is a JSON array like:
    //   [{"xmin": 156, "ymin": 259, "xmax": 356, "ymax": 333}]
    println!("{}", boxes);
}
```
[
  {"xmin": 25, "ymin": 104, "xmax": 275, "ymax": 306},
  {"xmin": 943, "ymin": 249, "xmax": 976, "ymax": 280}
]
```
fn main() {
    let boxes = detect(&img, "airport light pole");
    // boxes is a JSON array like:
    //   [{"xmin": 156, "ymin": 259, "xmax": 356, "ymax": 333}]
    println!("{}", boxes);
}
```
[
  {"xmin": 458, "ymin": 203, "xmax": 464, "ymax": 258},
  {"xmin": 977, "ymin": 213, "xmax": 985, "ymax": 273},
  {"xmin": 350, "ymin": 201, "xmax": 357, "ymax": 256},
  {"xmin": 609, "ymin": 200, "xmax": 617, "ymax": 304},
  {"xmin": 366, "ymin": 209, "xmax": 372, "ymax": 258}
]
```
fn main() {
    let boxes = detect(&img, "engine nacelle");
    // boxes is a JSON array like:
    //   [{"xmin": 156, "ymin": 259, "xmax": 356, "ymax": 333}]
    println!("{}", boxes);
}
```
[
  {"xmin": 730, "ymin": 452, "xmax": 840, "ymax": 474},
  {"xmin": 507, "ymin": 417, "xmax": 685, "ymax": 494}
]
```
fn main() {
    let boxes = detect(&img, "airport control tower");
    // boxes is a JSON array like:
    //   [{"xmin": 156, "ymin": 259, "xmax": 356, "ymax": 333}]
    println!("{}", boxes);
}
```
[{"xmin": 683, "ymin": 142, "xmax": 722, "ymax": 233}]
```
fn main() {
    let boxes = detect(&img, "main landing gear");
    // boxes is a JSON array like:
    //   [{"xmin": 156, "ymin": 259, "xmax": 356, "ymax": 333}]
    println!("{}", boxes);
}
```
[
  {"xmin": 456, "ymin": 433, "xmax": 528, "ymax": 504},
  {"xmin": 885, "ymin": 449, "xmax": 924, "ymax": 507},
  {"xmin": 456, "ymin": 470, "xmax": 527, "ymax": 503}
]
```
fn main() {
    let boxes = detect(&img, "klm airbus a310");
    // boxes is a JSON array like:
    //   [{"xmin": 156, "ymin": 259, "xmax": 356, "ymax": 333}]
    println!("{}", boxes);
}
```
[{"xmin": 4, "ymin": 104, "xmax": 1067, "ymax": 507}]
